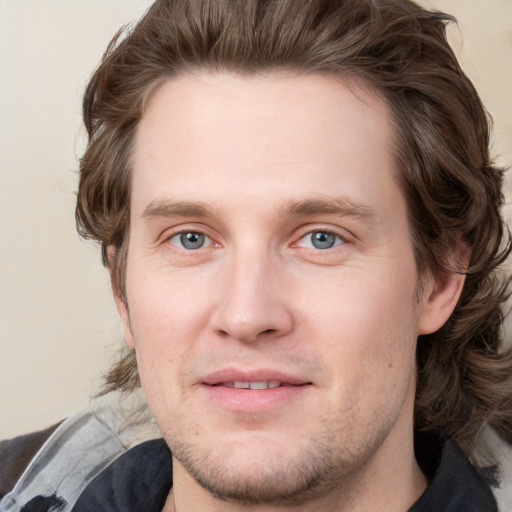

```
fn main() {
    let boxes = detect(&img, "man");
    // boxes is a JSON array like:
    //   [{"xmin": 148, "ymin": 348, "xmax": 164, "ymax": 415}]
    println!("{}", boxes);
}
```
[{"xmin": 1, "ymin": 0, "xmax": 511, "ymax": 511}]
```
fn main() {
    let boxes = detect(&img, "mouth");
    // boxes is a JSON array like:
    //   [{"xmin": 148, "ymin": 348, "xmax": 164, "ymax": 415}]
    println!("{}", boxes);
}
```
[
  {"xmin": 213, "ymin": 381, "xmax": 293, "ymax": 390},
  {"xmin": 200, "ymin": 371, "xmax": 313, "ymax": 413},
  {"xmin": 202, "ymin": 369, "xmax": 311, "ymax": 388}
]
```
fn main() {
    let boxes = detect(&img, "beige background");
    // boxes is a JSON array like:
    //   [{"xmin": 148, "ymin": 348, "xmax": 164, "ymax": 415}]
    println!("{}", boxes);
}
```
[{"xmin": 0, "ymin": 0, "xmax": 511, "ymax": 439}]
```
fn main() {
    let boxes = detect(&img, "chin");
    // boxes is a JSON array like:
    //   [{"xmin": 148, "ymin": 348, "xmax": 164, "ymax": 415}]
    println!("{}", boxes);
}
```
[{"xmin": 168, "ymin": 428, "xmax": 361, "ymax": 506}]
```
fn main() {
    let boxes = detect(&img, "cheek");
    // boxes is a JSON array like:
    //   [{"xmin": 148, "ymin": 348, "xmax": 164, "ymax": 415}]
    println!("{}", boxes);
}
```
[
  {"xmin": 127, "ymin": 265, "xmax": 211, "ymax": 339},
  {"xmin": 301, "ymin": 265, "xmax": 419, "ymax": 387},
  {"xmin": 125, "ymin": 274, "xmax": 211, "ymax": 401},
  {"xmin": 310, "ymin": 300, "xmax": 418, "ymax": 436},
  {"xmin": 302, "ymin": 261, "xmax": 419, "ymax": 336}
]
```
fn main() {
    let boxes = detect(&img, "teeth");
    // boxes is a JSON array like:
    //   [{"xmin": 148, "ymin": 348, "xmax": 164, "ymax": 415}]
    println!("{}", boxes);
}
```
[
  {"xmin": 249, "ymin": 381, "xmax": 268, "ymax": 390},
  {"xmin": 227, "ymin": 381, "xmax": 282, "ymax": 389}
]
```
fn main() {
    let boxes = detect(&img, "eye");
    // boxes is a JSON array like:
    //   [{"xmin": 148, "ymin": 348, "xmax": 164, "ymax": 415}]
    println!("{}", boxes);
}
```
[
  {"xmin": 297, "ymin": 230, "xmax": 344, "ymax": 250},
  {"xmin": 169, "ymin": 231, "xmax": 210, "ymax": 250}
]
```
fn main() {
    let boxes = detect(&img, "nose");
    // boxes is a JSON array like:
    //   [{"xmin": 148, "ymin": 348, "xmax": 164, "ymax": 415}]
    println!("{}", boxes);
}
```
[{"xmin": 210, "ymin": 251, "xmax": 294, "ymax": 344}]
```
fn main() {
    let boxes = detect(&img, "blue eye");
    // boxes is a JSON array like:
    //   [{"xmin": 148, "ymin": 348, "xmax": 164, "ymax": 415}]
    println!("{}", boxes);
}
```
[
  {"xmin": 170, "ymin": 231, "xmax": 208, "ymax": 250},
  {"xmin": 298, "ymin": 231, "xmax": 343, "ymax": 250}
]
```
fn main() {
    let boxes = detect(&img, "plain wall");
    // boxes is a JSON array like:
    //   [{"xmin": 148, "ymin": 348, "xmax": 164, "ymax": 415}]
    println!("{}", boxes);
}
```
[
  {"xmin": 0, "ymin": 0, "xmax": 511, "ymax": 439},
  {"xmin": 0, "ymin": 0, "xmax": 153, "ymax": 438}
]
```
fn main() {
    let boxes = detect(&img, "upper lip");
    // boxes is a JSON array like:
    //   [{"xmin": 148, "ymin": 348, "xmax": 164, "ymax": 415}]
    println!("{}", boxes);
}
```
[{"xmin": 201, "ymin": 368, "xmax": 311, "ymax": 386}]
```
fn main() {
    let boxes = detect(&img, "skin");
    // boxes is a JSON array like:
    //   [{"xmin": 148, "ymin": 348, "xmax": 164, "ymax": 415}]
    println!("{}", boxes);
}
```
[{"xmin": 114, "ymin": 72, "xmax": 464, "ymax": 512}]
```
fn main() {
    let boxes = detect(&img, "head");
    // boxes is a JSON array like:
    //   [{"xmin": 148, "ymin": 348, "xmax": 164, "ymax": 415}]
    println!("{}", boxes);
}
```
[{"xmin": 76, "ymin": 0, "xmax": 511, "ymax": 493}]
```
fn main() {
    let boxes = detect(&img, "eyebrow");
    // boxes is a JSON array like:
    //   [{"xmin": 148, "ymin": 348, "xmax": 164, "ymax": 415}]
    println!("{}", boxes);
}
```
[
  {"xmin": 142, "ymin": 199, "xmax": 215, "ymax": 219},
  {"xmin": 141, "ymin": 197, "xmax": 377, "ymax": 223},
  {"xmin": 280, "ymin": 197, "xmax": 376, "ymax": 222}
]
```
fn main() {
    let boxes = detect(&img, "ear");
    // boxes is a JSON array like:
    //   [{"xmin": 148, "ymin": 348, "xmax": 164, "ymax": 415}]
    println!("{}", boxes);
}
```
[
  {"xmin": 113, "ymin": 287, "xmax": 136, "ymax": 348},
  {"xmin": 417, "ymin": 243, "xmax": 469, "ymax": 335},
  {"xmin": 108, "ymin": 245, "xmax": 136, "ymax": 348}
]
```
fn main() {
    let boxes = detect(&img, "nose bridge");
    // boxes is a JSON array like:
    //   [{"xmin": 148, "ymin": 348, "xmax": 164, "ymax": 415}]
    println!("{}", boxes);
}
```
[{"xmin": 211, "ymin": 243, "xmax": 293, "ymax": 343}]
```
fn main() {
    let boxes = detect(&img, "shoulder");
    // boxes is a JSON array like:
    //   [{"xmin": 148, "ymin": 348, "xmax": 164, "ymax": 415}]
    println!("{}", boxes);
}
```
[
  {"xmin": 0, "ymin": 422, "xmax": 62, "ymax": 499},
  {"xmin": 0, "ymin": 392, "xmax": 161, "ymax": 511},
  {"xmin": 473, "ymin": 426, "xmax": 512, "ymax": 512}
]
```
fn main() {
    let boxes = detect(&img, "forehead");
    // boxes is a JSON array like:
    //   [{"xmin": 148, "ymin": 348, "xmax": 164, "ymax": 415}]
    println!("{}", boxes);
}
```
[{"xmin": 130, "ymin": 71, "xmax": 399, "ymax": 220}]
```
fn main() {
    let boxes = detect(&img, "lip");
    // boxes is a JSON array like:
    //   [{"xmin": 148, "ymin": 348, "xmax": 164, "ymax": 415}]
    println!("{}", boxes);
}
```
[{"xmin": 199, "ymin": 368, "xmax": 313, "ymax": 414}]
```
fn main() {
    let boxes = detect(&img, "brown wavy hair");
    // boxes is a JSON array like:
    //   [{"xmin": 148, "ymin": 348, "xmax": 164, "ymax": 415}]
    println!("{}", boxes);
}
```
[{"xmin": 76, "ymin": 0, "xmax": 512, "ymax": 456}]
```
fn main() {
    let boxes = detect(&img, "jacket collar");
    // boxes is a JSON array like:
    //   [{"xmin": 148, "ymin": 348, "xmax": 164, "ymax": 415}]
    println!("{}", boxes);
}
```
[{"xmin": 72, "ymin": 432, "xmax": 497, "ymax": 512}]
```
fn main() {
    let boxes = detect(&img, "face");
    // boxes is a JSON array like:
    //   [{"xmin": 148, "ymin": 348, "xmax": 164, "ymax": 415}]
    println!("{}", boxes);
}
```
[{"xmin": 117, "ymin": 72, "xmax": 451, "ymax": 507}]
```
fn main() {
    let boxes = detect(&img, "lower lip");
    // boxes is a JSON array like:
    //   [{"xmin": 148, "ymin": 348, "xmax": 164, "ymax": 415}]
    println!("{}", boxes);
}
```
[{"xmin": 201, "ymin": 384, "xmax": 311, "ymax": 413}]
